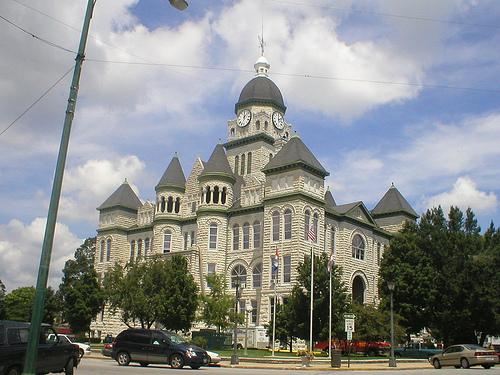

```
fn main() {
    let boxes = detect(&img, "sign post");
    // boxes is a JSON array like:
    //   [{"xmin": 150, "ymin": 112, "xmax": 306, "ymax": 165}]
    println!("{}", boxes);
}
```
[{"xmin": 344, "ymin": 314, "xmax": 355, "ymax": 368}]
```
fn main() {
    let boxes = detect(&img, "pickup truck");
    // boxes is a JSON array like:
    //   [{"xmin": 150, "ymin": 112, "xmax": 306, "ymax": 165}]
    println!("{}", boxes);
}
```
[
  {"xmin": 394, "ymin": 342, "xmax": 442, "ymax": 359},
  {"xmin": 0, "ymin": 321, "xmax": 80, "ymax": 375}
]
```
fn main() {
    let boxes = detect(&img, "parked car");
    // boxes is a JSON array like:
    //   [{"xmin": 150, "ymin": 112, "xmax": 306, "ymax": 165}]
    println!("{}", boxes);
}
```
[
  {"xmin": 206, "ymin": 350, "xmax": 221, "ymax": 365},
  {"xmin": 101, "ymin": 343, "xmax": 113, "ymax": 357},
  {"xmin": 48, "ymin": 334, "xmax": 91, "ymax": 357},
  {"xmin": 394, "ymin": 342, "xmax": 442, "ymax": 359},
  {"xmin": 111, "ymin": 328, "xmax": 210, "ymax": 369},
  {"xmin": 430, "ymin": 344, "xmax": 499, "ymax": 369},
  {"xmin": 0, "ymin": 321, "xmax": 80, "ymax": 375},
  {"xmin": 315, "ymin": 340, "xmax": 391, "ymax": 356}
]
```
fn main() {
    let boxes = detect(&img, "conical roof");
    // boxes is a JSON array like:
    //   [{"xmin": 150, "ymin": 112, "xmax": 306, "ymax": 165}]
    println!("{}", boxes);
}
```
[
  {"xmin": 325, "ymin": 188, "xmax": 337, "ymax": 209},
  {"xmin": 262, "ymin": 134, "xmax": 329, "ymax": 177},
  {"xmin": 156, "ymin": 153, "xmax": 186, "ymax": 191},
  {"xmin": 98, "ymin": 179, "xmax": 142, "ymax": 210},
  {"xmin": 199, "ymin": 143, "xmax": 236, "ymax": 183},
  {"xmin": 372, "ymin": 184, "xmax": 418, "ymax": 218}
]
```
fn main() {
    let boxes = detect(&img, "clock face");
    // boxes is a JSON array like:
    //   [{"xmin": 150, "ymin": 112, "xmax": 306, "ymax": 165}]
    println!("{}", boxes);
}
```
[
  {"xmin": 237, "ymin": 109, "xmax": 251, "ymax": 127},
  {"xmin": 272, "ymin": 111, "xmax": 284, "ymax": 130}
]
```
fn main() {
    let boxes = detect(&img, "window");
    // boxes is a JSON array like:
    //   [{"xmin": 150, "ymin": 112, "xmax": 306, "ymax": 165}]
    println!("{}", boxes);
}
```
[
  {"xmin": 352, "ymin": 234, "xmax": 365, "ymax": 260},
  {"xmin": 100, "ymin": 240, "xmax": 105, "ymax": 263},
  {"xmin": 253, "ymin": 221, "xmax": 261, "ymax": 248},
  {"xmin": 304, "ymin": 210, "xmax": 311, "ymax": 240},
  {"xmin": 235, "ymin": 156, "xmax": 239, "ymax": 175},
  {"xmin": 251, "ymin": 300, "xmax": 258, "ymax": 324},
  {"xmin": 241, "ymin": 154, "xmax": 245, "ymax": 175},
  {"xmin": 247, "ymin": 152, "xmax": 252, "ymax": 174},
  {"xmin": 253, "ymin": 263, "xmax": 262, "ymax": 288},
  {"xmin": 137, "ymin": 239, "xmax": 142, "ymax": 258},
  {"xmin": 233, "ymin": 224, "xmax": 240, "ymax": 251},
  {"xmin": 163, "ymin": 230, "xmax": 172, "ymax": 253},
  {"xmin": 184, "ymin": 232, "xmax": 188, "ymax": 251},
  {"xmin": 130, "ymin": 241, "xmax": 135, "ymax": 260},
  {"xmin": 209, "ymin": 223, "xmax": 218, "ymax": 249},
  {"xmin": 106, "ymin": 238, "xmax": 111, "ymax": 262},
  {"xmin": 190, "ymin": 231, "xmax": 196, "ymax": 246},
  {"xmin": 272, "ymin": 211, "xmax": 280, "ymax": 241},
  {"xmin": 283, "ymin": 255, "xmax": 291, "ymax": 283},
  {"xmin": 144, "ymin": 238, "xmax": 150, "ymax": 256},
  {"xmin": 207, "ymin": 263, "xmax": 216, "ymax": 288},
  {"xmin": 231, "ymin": 265, "xmax": 247, "ymax": 288},
  {"xmin": 243, "ymin": 223, "xmax": 250, "ymax": 249},
  {"xmin": 284, "ymin": 209, "xmax": 292, "ymax": 240}
]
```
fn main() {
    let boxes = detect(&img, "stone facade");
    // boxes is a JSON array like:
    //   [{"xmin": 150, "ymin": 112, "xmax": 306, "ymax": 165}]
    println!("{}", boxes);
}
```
[{"xmin": 91, "ymin": 56, "xmax": 418, "ymax": 345}]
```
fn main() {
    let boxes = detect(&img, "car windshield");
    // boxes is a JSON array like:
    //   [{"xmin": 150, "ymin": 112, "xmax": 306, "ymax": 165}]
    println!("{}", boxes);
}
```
[{"xmin": 163, "ymin": 332, "xmax": 188, "ymax": 345}]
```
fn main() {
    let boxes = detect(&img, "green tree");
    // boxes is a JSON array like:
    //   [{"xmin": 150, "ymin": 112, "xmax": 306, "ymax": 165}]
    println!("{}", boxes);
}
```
[
  {"xmin": 199, "ymin": 273, "xmax": 233, "ymax": 332},
  {"xmin": 58, "ymin": 237, "xmax": 104, "ymax": 334},
  {"xmin": 104, "ymin": 254, "xmax": 199, "ymax": 331},
  {"xmin": 350, "ymin": 303, "xmax": 405, "ymax": 344},
  {"xmin": 270, "ymin": 253, "xmax": 348, "ymax": 346},
  {"xmin": 0, "ymin": 279, "xmax": 6, "ymax": 319},
  {"xmin": 2, "ymin": 286, "xmax": 58, "ymax": 324},
  {"xmin": 380, "ymin": 206, "xmax": 500, "ymax": 346}
]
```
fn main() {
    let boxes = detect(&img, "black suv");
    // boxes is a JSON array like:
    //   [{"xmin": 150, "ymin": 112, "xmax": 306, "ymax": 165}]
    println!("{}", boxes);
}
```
[
  {"xmin": 111, "ymin": 328, "xmax": 209, "ymax": 369},
  {"xmin": 0, "ymin": 321, "xmax": 80, "ymax": 375}
]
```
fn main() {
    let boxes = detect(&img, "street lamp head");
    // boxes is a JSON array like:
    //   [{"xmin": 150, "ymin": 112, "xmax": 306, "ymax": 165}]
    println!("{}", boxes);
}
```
[
  {"xmin": 387, "ymin": 281, "xmax": 395, "ymax": 291},
  {"xmin": 169, "ymin": 0, "xmax": 188, "ymax": 11}
]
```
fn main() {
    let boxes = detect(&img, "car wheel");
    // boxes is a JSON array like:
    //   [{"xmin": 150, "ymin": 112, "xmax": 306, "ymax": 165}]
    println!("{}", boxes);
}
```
[
  {"xmin": 433, "ymin": 359, "xmax": 441, "ymax": 369},
  {"xmin": 170, "ymin": 354, "xmax": 184, "ymax": 369},
  {"xmin": 65, "ymin": 358, "xmax": 75, "ymax": 375},
  {"xmin": 461, "ymin": 357, "xmax": 470, "ymax": 369},
  {"xmin": 367, "ymin": 350, "xmax": 376, "ymax": 357},
  {"xmin": 190, "ymin": 365, "xmax": 201, "ymax": 369},
  {"xmin": 117, "ymin": 351, "xmax": 131, "ymax": 366},
  {"xmin": 324, "ymin": 346, "xmax": 330, "ymax": 354},
  {"xmin": 79, "ymin": 348, "xmax": 84, "ymax": 358},
  {"xmin": 6, "ymin": 367, "xmax": 21, "ymax": 375}
]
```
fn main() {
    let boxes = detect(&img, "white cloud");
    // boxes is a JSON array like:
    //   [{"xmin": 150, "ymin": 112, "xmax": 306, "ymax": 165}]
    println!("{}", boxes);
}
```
[
  {"xmin": 419, "ymin": 176, "xmax": 498, "ymax": 216},
  {"xmin": 0, "ymin": 218, "xmax": 82, "ymax": 293}
]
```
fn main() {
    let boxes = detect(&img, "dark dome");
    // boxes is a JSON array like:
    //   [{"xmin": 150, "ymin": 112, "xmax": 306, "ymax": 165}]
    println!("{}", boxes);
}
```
[{"xmin": 235, "ymin": 76, "xmax": 286, "ymax": 114}]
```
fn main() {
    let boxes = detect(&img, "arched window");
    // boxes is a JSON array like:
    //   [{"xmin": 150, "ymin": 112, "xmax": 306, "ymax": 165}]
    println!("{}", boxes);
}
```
[
  {"xmin": 213, "ymin": 186, "xmax": 220, "ymax": 204},
  {"xmin": 352, "ymin": 276, "xmax": 365, "ymax": 304},
  {"xmin": 221, "ymin": 187, "xmax": 227, "ymax": 204},
  {"xmin": 243, "ymin": 222, "xmax": 250, "ymax": 249},
  {"xmin": 304, "ymin": 210, "xmax": 311, "ymax": 240},
  {"xmin": 100, "ymin": 240, "xmax": 105, "ymax": 263},
  {"xmin": 205, "ymin": 186, "xmax": 211, "ymax": 204},
  {"xmin": 284, "ymin": 209, "xmax": 292, "ymax": 240},
  {"xmin": 241, "ymin": 154, "xmax": 246, "ymax": 175},
  {"xmin": 247, "ymin": 152, "xmax": 252, "ymax": 174},
  {"xmin": 160, "ymin": 196, "xmax": 166, "ymax": 212},
  {"xmin": 175, "ymin": 197, "xmax": 180, "ymax": 213},
  {"xmin": 253, "ymin": 221, "xmax": 261, "ymax": 248},
  {"xmin": 137, "ymin": 239, "xmax": 142, "ymax": 258},
  {"xmin": 232, "ymin": 224, "xmax": 240, "ymax": 251},
  {"xmin": 235, "ymin": 156, "xmax": 239, "ymax": 175},
  {"xmin": 163, "ymin": 230, "xmax": 172, "ymax": 253},
  {"xmin": 106, "ymin": 238, "xmax": 111, "ymax": 262},
  {"xmin": 272, "ymin": 211, "xmax": 280, "ymax": 242},
  {"xmin": 209, "ymin": 223, "xmax": 218, "ymax": 249},
  {"xmin": 352, "ymin": 234, "xmax": 365, "ymax": 260},
  {"xmin": 253, "ymin": 263, "xmax": 262, "ymax": 288},
  {"xmin": 167, "ymin": 196, "xmax": 173, "ymax": 213},
  {"xmin": 144, "ymin": 238, "xmax": 150, "ymax": 256},
  {"xmin": 130, "ymin": 241, "xmax": 135, "ymax": 260},
  {"xmin": 231, "ymin": 264, "xmax": 247, "ymax": 288}
]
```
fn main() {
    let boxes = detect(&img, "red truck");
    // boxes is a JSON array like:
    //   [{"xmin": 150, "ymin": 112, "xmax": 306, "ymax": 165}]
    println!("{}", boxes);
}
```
[{"xmin": 315, "ymin": 340, "xmax": 391, "ymax": 356}]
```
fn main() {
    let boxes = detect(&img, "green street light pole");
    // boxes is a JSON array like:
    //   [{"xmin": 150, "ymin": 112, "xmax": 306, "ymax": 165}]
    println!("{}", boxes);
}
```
[{"xmin": 22, "ymin": 0, "xmax": 187, "ymax": 373}]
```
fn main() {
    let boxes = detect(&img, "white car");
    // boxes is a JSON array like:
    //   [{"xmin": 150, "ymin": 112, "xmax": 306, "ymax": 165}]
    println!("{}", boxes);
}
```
[
  {"xmin": 206, "ymin": 350, "xmax": 221, "ymax": 365},
  {"xmin": 57, "ymin": 334, "xmax": 92, "ymax": 357}
]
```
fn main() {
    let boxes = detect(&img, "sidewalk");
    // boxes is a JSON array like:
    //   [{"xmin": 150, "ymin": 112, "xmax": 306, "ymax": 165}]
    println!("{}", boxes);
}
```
[{"xmin": 89, "ymin": 351, "xmax": 432, "ymax": 371}]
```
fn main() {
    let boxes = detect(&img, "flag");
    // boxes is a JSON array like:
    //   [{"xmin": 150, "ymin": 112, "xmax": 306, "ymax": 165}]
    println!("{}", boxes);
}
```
[
  {"xmin": 307, "ymin": 219, "xmax": 317, "ymax": 242},
  {"xmin": 272, "ymin": 246, "xmax": 279, "ymax": 271},
  {"xmin": 327, "ymin": 251, "xmax": 334, "ymax": 273}
]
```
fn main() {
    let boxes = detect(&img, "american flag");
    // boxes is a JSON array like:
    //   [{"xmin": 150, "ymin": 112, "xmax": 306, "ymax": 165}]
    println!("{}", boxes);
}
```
[
  {"xmin": 307, "ymin": 219, "xmax": 317, "ymax": 242},
  {"xmin": 327, "ymin": 251, "xmax": 335, "ymax": 273},
  {"xmin": 272, "ymin": 246, "xmax": 279, "ymax": 270}
]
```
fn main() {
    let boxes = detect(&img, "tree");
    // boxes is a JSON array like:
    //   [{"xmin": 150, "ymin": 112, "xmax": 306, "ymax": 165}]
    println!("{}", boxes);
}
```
[
  {"xmin": 199, "ymin": 273, "xmax": 233, "ymax": 332},
  {"xmin": 270, "ymin": 253, "xmax": 348, "ymax": 346},
  {"xmin": 0, "ymin": 279, "xmax": 5, "ymax": 319},
  {"xmin": 350, "ymin": 303, "xmax": 405, "ymax": 344},
  {"xmin": 103, "ymin": 254, "xmax": 199, "ymax": 331},
  {"xmin": 2, "ymin": 286, "xmax": 58, "ymax": 324},
  {"xmin": 58, "ymin": 237, "xmax": 104, "ymax": 335},
  {"xmin": 379, "ymin": 206, "xmax": 500, "ymax": 346}
]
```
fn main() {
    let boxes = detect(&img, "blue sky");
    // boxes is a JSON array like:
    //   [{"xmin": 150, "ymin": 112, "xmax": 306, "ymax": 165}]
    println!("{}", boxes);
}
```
[{"xmin": 1, "ymin": 0, "xmax": 499, "ymax": 292}]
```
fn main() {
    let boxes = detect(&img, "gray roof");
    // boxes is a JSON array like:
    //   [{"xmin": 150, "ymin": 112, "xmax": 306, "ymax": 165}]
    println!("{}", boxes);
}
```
[
  {"xmin": 98, "ymin": 179, "xmax": 142, "ymax": 210},
  {"xmin": 200, "ymin": 143, "xmax": 235, "ymax": 178},
  {"xmin": 372, "ymin": 184, "xmax": 418, "ymax": 217},
  {"xmin": 156, "ymin": 154, "xmax": 186, "ymax": 190},
  {"xmin": 325, "ymin": 188, "xmax": 337, "ymax": 209},
  {"xmin": 262, "ymin": 134, "xmax": 329, "ymax": 177},
  {"xmin": 235, "ymin": 76, "xmax": 286, "ymax": 113}
]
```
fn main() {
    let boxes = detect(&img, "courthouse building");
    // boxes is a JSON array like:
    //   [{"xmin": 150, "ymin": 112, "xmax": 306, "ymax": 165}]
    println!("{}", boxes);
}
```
[{"xmin": 92, "ymin": 55, "xmax": 418, "ymax": 346}]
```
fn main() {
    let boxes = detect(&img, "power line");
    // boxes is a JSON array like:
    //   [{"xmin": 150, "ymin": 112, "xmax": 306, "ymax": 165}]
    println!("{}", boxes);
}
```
[{"xmin": 0, "ymin": 66, "xmax": 74, "ymax": 137}]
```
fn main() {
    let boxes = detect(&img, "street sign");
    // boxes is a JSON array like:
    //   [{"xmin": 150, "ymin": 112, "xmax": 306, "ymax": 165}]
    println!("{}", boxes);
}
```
[
  {"xmin": 345, "ymin": 318, "xmax": 355, "ymax": 332},
  {"xmin": 346, "ymin": 331, "xmax": 352, "ymax": 340}
]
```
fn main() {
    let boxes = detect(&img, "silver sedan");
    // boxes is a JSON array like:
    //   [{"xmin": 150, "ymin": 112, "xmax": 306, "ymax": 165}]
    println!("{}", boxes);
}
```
[{"xmin": 430, "ymin": 344, "xmax": 499, "ymax": 369}]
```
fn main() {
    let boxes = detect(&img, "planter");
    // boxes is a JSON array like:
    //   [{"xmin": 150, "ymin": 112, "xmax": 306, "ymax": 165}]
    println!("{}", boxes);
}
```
[{"xmin": 301, "ymin": 355, "xmax": 311, "ymax": 367}]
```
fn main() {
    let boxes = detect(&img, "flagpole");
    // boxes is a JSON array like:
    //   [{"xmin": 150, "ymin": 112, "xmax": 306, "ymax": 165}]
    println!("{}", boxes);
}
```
[
  {"xmin": 272, "ymin": 280, "xmax": 277, "ymax": 356},
  {"xmin": 309, "ymin": 244, "xmax": 314, "ymax": 352},
  {"xmin": 328, "ymin": 229, "xmax": 335, "ymax": 357}
]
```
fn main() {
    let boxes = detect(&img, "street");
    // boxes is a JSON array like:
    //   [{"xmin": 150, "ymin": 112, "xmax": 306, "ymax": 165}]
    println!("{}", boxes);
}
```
[{"xmin": 77, "ymin": 358, "xmax": 500, "ymax": 374}]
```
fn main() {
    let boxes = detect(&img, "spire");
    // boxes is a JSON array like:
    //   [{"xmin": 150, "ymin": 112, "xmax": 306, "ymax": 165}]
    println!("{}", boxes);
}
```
[
  {"xmin": 199, "ymin": 143, "xmax": 236, "ymax": 184},
  {"xmin": 325, "ymin": 187, "xmax": 337, "ymax": 208},
  {"xmin": 98, "ymin": 179, "xmax": 142, "ymax": 210},
  {"xmin": 372, "ymin": 184, "xmax": 418, "ymax": 218},
  {"xmin": 156, "ymin": 153, "xmax": 186, "ymax": 191}
]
